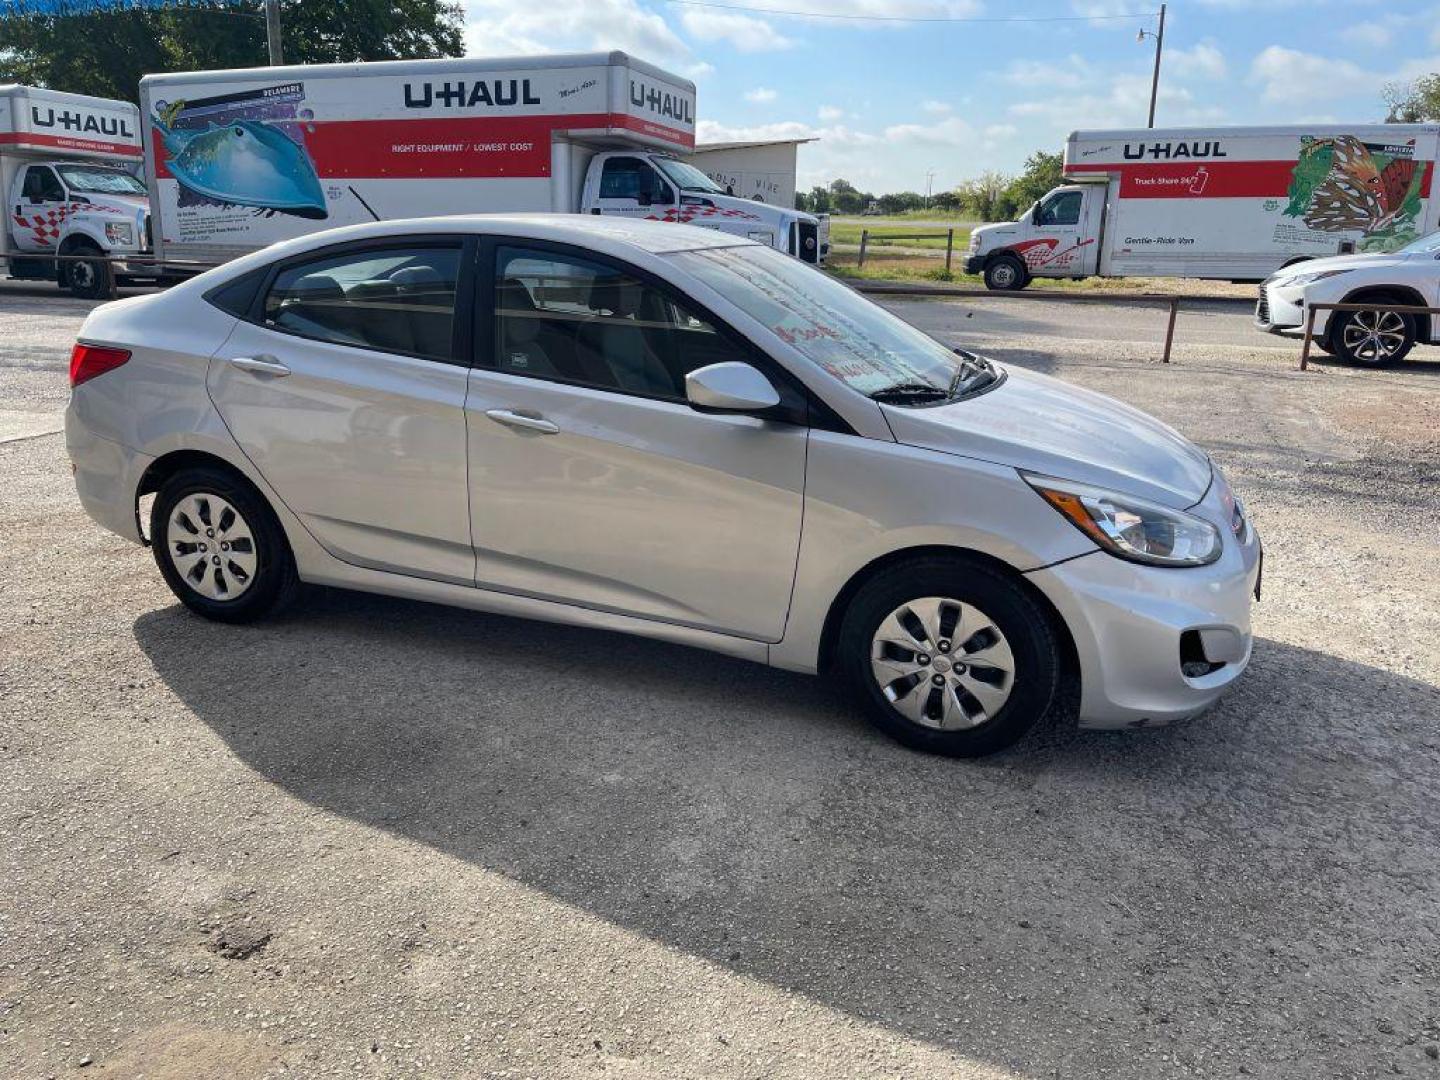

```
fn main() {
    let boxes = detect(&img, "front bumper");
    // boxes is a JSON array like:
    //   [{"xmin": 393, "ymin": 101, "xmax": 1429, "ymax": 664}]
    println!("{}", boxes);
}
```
[
  {"xmin": 1256, "ymin": 282, "xmax": 1320, "ymax": 337},
  {"xmin": 1025, "ymin": 486, "xmax": 1262, "ymax": 730},
  {"xmin": 964, "ymin": 254, "xmax": 985, "ymax": 275}
]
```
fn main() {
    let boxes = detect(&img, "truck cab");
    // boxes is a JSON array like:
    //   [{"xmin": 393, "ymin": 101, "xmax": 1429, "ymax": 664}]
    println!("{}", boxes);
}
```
[
  {"xmin": 579, "ymin": 150, "xmax": 824, "ymax": 264},
  {"xmin": 964, "ymin": 183, "xmax": 1105, "ymax": 290},
  {"xmin": 8, "ymin": 159, "xmax": 151, "ymax": 296}
]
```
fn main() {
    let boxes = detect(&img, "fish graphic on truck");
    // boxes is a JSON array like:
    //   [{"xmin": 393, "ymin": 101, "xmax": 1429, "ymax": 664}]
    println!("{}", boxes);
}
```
[{"xmin": 154, "ymin": 113, "xmax": 327, "ymax": 220}]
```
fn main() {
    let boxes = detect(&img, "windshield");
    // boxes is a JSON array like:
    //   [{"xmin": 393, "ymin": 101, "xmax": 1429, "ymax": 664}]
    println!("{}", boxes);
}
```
[
  {"xmin": 56, "ymin": 166, "xmax": 146, "ymax": 196},
  {"xmin": 654, "ymin": 157, "xmax": 725, "ymax": 194},
  {"xmin": 1399, "ymin": 230, "xmax": 1440, "ymax": 255},
  {"xmin": 670, "ymin": 244, "xmax": 999, "ymax": 403}
]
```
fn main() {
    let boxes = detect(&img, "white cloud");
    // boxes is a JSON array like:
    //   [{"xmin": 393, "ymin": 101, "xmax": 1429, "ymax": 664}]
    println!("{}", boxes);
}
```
[
  {"xmin": 817, "ymin": 105, "xmax": 845, "ymax": 122},
  {"xmin": 680, "ymin": 10, "xmax": 794, "ymax": 51},
  {"xmin": 464, "ymin": 0, "xmax": 708, "ymax": 75},
  {"xmin": 1168, "ymin": 42, "xmax": 1227, "ymax": 81},
  {"xmin": 1347, "ymin": 22, "xmax": 1394, "ymax": 50},
  {"xmin": 744, "ymin": 87, "xmax": 778, "ymax": 104},
  {"xmin": 1248, "ymin": 46, "xmax": 1378, "ymax": 104},
  {"xmin": 920, "ymin": 99, "xmax": 952, "ymax": 114}
]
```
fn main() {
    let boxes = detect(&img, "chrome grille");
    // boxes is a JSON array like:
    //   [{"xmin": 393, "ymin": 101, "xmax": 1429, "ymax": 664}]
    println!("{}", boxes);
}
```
[{"xmin": 1255, "ymin": 286, "xmax": 1270, "ymax": 326}]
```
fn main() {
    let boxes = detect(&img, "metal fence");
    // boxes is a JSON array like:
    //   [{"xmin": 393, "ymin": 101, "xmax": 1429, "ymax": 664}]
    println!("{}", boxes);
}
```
[
  {"xmin": 1297, "ymin": 300, "xmax": 1440, "ymax": 371},
  {"xmin": 854, "ymin": 228, "xmax": 959, "ymax": 274}
]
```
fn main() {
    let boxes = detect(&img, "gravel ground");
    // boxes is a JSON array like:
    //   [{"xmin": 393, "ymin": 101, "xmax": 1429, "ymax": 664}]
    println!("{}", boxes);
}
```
[{"xmin": 2, "ymin": 285, "xmax": 1439, "ymax": 1079}]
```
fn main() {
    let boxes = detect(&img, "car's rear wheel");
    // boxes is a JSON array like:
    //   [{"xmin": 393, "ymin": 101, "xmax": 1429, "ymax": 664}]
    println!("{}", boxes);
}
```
[
  {"xmin": 983, "ymin": 254, "xmax": 1028, "ymax": 291},
  {"xmin": 151, "ymin": 466, "xmax": 297, "ymax": 623},
  {"xmin": 1331, "ymin": 307, "xmax": 1415, "ymax": 367},
  {"xmin": 837, "ymin": 557, "xmax": 1060, "ymax": 757}
]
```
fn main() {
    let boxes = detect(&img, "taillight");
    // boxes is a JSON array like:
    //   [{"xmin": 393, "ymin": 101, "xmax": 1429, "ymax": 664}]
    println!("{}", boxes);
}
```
[{"xmin": 69, "ymin": 343, "xmax": 131, "ymax": 387}]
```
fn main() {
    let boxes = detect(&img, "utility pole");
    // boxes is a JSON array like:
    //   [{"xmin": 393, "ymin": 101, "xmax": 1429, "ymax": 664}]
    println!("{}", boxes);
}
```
[
  {"xmin": 1138, "ymin": 4, "xmax": 1166, "ymax": 129},
  {"xmin": 265, "ymin": 0, "xmax": 284, "ymax": 66},
  {"xmin": 925, "ymin": 169, "xmax": 935, "ymax": 209}
]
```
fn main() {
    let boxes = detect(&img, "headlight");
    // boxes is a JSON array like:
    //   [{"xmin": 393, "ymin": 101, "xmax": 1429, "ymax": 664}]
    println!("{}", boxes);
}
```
[
  {"xmin": 1025, "ymin": 474, "xmax": 1222, "ymax": 567},
  {"xmin": 1281, "ymin": 268, "xmax": 1352, "ymax": 287},
  {"xmin": 104, "ymin": 221, "xmax": 134, "ymax": 246}
]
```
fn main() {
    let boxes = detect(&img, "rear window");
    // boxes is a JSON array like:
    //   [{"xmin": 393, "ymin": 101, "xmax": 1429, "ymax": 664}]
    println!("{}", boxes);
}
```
[{"xmin": 204, "ymin": 267, "xmax": 267, "ymax": 318}]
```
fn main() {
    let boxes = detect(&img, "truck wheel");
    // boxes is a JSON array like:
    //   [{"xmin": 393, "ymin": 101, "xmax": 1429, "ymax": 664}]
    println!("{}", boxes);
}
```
[
  {"xmin": 984, "ymin": 254, "xmax": 1028, "ymax": 291},
  {"xmin": 1331, "ymin": 307, "xmax": 1415, "ymax": 367},
  {"xmin": 62, "ymin": 241, "xmax": 113, "ymax": 300}
]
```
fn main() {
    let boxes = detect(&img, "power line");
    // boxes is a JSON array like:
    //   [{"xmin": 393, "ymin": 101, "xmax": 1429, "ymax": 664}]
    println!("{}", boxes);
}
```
[{"xmin": 660, "ymin": 0, "xmax": 1159, "ymax": 24}]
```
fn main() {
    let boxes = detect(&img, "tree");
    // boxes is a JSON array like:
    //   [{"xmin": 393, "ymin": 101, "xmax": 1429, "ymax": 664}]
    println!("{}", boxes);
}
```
[
  {"xmin": 1384, "ymin": 76, "xmax": 1440, "ymax": 122},
  {"xmin": 995, "ymin": 150, "xmax": 1063, "ymax": 221},
  {"xmin": 876, "ymin": 191, "xmax": 924, "ymax": 215},
  {"xmin": 954, "ymin": 170, "xmax": 1011, "ymax": 221},
  {"xmin": 827, "ymin": 178, "xmax": 873, "ymax": 215},
  {"xmin": 0, "ymin": 1, "xmax": 464, "ymax": 104}
]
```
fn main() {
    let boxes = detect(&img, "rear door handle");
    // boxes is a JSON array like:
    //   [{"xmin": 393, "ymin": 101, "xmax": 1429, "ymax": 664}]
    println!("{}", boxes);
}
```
[
  {"xmin": 229, "ymin": 355, "xmax": 290, "ymax": 377},
  {"xmin": 485, "ymin": 408, "xmax": 558, "ymax": 435}
]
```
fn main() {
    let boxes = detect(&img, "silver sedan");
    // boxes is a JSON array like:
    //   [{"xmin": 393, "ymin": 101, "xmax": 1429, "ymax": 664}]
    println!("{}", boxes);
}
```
[{"xmin": 65, "ymin": 215, "xmax": 1260, "ymax": 756}]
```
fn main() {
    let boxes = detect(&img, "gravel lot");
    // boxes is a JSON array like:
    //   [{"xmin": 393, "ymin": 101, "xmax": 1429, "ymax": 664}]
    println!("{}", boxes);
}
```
[{"xmin": 2, "ymin": 283, "xmax": 1438, "ymax": 1079}]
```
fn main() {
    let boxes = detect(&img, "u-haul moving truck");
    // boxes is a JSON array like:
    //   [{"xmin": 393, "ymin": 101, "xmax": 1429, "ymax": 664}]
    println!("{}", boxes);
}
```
[
  {"xmin": 1, "ymin": 85, "xmax": 153, "ymax": 297},
  {"xmin": 964, "ymin": 124, "xmax": 1440, "ymax": 289},
  {"xmin": 140, "ymin": 52, "xmax": 823, "ymax": 268}
]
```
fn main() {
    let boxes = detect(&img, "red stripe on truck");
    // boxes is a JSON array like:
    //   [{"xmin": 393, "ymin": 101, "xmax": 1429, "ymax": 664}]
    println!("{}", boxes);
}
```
[
  {"xmin": 0, "ymin": 130, "xmax": 141, "ymax": 158},
  {"xmin": 1069, "ymin": 159, "xmax": 1435, "ymax": 200},
  {"xmin": 151, "ymin": 111, "xmax": 695, "ymax": 182}
]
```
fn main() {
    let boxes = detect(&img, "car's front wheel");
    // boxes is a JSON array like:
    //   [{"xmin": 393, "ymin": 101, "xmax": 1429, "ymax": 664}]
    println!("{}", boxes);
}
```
[
  {"xmin": 983, "ymin": 254, "xmax": 1029, "ymax": 291},
  {"xmin": 62, "ymin": 240, "xmax": 113, "ymax": 300},
  {"xmin": 151, "ymin": 466, "xmax": 298, "ymax": 623},
  {"xmin": 837, "ymin": 557, "xmax": 1060, "ymax": 757},
  {"xmin": 1331, "ymin": 306, "xmax": 1415, "ymax": 367}
]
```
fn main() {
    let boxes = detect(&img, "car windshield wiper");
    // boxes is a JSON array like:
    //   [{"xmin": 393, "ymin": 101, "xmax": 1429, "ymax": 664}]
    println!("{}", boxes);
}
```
[{"xmin": 869, "ymin": 382, "xmax": 949, "ymax": 404}]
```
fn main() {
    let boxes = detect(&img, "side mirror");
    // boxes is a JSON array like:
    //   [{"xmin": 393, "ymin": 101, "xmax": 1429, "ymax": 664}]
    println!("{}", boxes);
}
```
[{"xmin": 685, "ymin": 362, "xmax": 780, "ymax": 413}]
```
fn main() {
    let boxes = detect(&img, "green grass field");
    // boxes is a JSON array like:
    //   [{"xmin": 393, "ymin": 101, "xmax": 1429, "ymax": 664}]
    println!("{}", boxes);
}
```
[{"xmin": 827, "ymin": 219, "xmax": 974, "ymax": 251}]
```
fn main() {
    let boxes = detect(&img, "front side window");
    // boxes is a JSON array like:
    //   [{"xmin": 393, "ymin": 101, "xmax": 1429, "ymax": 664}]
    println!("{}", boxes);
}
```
[
  {"xmin": 1037, "ymin": 191, "xmax": 1082, "ymax": 226},
  {"xmin": 599, "ymin": 157, "xmax": 673, "ymax": 204},
  {"xmin": 55, "ymin": 166, "xmax": 146, "ymax": 196},
  {"xmin": 671, "ymin": 243, "xmax": 998, "ymax": 402},
  {"xmin": 24, "ymin": 167, "xmax": 64, "ymax": 202},
  {"xmin": 491, "ymin": 245, "xmax": 737, "ymax": 399},
  {"xmin": 263, "ymin": 245, "xmax": 461, "ymax": 361}
]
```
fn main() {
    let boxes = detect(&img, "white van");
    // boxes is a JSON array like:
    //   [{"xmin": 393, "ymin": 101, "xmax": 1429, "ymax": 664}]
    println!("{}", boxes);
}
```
[
  {"xmin": 1, "ymin": 85, "xmax": 153, "ymax": 297},
  {"xmin": 965, "ymin": 124, "xmax": 1440, "ymax": 289},
  {"xmin": 139, "ymin": 52, "xmax": 823, "ymax": 270}
]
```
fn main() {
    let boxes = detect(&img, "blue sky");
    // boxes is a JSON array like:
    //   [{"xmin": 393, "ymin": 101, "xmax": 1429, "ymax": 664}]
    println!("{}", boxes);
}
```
[{"xmin": 463, "ymin": 0, "xmax": 1440, "ymax": 194}]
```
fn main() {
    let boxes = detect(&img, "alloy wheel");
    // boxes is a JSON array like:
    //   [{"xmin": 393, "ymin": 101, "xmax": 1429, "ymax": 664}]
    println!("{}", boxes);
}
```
[
  {"xmin": 166, "ymin": 492, "xmax": 258, "ymax": 601},
  {"xmin": 1341, "ymin": 309, "xmax": 1409, "ymax": 363},
  {"xmin": 870, "ymin": 596, "xmax": 1015, "ymax": 730}
]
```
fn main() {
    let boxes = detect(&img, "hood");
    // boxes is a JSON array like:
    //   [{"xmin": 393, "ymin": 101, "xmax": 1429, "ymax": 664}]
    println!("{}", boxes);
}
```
[
  {"xmin": 1268, "ymin": 249, "xmax": 1420, "ymax": 281},
  {"xmin": 880, "ymin": 365, "xmax": 1212, "ymax": 508},
  {"xmin": 80, "ymin": 193, "xmax": 148, "ymax": 212},
  {"xmin": 683, "ymin": 193, "xmax": 803, "ymax": 233}
]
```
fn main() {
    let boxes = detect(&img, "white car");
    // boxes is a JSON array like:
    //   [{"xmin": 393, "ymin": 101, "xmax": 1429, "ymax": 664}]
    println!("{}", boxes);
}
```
[
  {"xmin": 1257, "ymin": 232, "xmax": 1440, "ymax": 366},
  {"xmin": 66, "ymin": 215, "xmax": 1260, "ymax": 757}
]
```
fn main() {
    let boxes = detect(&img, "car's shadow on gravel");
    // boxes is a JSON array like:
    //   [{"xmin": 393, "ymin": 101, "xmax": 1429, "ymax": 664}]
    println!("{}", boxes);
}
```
[{"xmin": 133, "ymin": 588, "xmax": 1440, "ymax": 1077}]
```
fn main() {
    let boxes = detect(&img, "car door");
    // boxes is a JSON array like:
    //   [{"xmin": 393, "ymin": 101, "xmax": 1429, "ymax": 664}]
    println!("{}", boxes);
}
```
[
  {"xmin": 592, "ymin": 156, "xmax": 678, "ymax": 223},
  {"xmin": 464, "ymin": 239, "xmax": 808, "ymax": 641},
  {"xmin": 207, "ymin": 237, "xmax": 476, "ymax": 585},
  {"xmin": 1030, "ymin": 189, "xmax": 1087, "ymax": 277},
  {"xmin": 12, "ymin": 165, "xmax": 67, "ymax": 253}
]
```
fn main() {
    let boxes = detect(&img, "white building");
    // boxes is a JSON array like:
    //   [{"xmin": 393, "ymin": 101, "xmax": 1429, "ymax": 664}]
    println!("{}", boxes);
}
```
[{"xmin": 686, "ymin": 137, "xmax": 815, "ymax": 208}]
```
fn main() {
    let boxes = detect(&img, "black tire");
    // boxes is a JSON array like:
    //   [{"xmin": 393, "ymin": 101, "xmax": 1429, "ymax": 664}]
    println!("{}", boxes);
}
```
[
  {"xmin": 983, "ymin": 254, "xmax": 1028, "ymax": 291},
  {"xmin": 151, "ymin": 465, "xmax": 298, "ymax": 623},
  {"xmin": 837, "ymin": 556, "xmax": 1060, "ymax": 757},
  {"xmin": 1330, "ymin": 306, "xmax": 1415, "ymax": 367},
  {"xmin": 62, "ymin": 240, "xmax": 113, "ymax": 300}
]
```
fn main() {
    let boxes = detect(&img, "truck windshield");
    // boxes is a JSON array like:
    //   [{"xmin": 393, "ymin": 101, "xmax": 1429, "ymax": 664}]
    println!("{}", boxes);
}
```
[
  {"xmin": 56, "ymin": 166, "xmax": 146, "ymax": 196},
  {"xmin": 670, "ymin": 243, "xmax": 999, "ymax": 403},
  {"xmin": 654, "ymin": 158, "xmax": 725, "ymax": 194}
]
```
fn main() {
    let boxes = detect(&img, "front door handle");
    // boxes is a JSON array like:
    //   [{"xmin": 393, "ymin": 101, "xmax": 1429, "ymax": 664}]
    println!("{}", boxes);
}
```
[
  {"xmin": 485, "ymin": 408, "xmax": 558, "ymax": 435},
  {"xmin": 229, "ymin": 355, "xmax": 290, "ymax": 377}
]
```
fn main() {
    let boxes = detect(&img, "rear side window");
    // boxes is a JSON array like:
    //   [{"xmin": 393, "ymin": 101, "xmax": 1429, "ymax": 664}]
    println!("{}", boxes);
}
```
[
  {"xmin": 204, "ymin": 267, "xmax": 267, "ymax": 318},
  {"xmin": 262, "ymin": 245, "xmax": 462, "ymax": 362}
]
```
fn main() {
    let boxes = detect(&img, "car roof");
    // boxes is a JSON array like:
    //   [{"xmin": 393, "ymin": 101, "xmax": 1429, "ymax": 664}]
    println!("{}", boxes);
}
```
[{"xmin": 237, "ymin": 214, "xmax": 755, "ymax": 267}]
